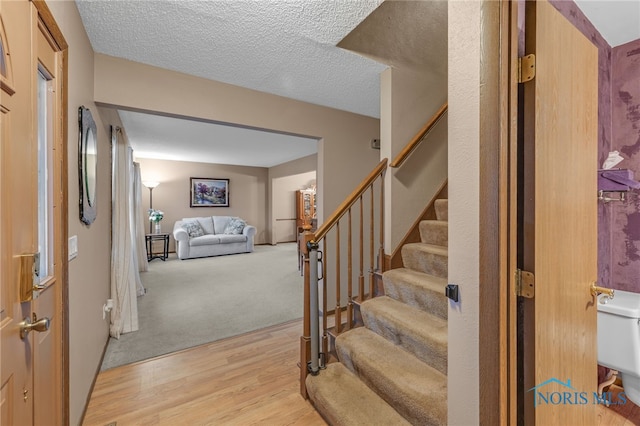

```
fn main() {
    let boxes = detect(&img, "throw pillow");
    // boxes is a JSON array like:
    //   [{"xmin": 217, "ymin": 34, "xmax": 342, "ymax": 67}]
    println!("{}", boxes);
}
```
[
  {"xmin": 223, "ymin": 217, "xmax": 246, "ymax": 235},
  {"xmin": 182, "ymin": 221, "xmax": 205, "ymax": 238}
]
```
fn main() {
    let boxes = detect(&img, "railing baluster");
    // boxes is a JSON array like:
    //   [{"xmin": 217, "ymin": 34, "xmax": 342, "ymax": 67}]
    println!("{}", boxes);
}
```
[
  {"xmin": 359, "ymin": 197, "xmax": 364, "ymax": 302},
  {"xmin": 322, "ymin": 238, "xmax": 328, "ymax": 356},
  {"xmin": 379, "ymin": 175, "xmax": 385, "ymax": 272},
  {"xmin": 300, "ymin": 159, "xmax": 387, "ymax": 399},
  {"xmin": 347, "ymin": 208, "xmax": 353, "ymax": 330},
  {"xmin": 369, "ymin": 186, "xmax": 374, "ymax": 298},
  {"xmin": 335, "ymin": 222, "xmax": 341, "ymax": 334}
]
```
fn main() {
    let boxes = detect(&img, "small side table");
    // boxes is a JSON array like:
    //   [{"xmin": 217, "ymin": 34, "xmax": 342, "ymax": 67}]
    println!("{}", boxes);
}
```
[{"xmin": 145, "ymin": 233, "xmax": 170, "ymax": 261}]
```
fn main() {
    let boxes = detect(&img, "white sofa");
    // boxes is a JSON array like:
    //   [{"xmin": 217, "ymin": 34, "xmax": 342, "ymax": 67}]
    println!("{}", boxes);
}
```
[{"xmin": 173, "ymin": 216, "xmax": 256, "ymax": 260}]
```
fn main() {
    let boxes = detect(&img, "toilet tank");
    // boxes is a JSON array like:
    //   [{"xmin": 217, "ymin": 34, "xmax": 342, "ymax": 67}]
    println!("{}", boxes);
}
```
[{"xmin": 597, "ymin": 289, "xmax": 640, "ymax": 376}]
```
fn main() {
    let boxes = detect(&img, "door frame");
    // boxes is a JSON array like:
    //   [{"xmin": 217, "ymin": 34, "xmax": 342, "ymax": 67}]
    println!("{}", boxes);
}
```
[
  {"xmin": 31, "ymin": 0, "xmax": 69, "ymax": 422},
  {"xmin": 477, "ymin": 0, "xmax": 518, "ymax": 424}
]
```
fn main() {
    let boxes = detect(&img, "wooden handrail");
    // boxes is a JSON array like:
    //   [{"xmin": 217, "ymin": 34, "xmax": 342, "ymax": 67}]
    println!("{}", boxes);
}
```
[
  {"xmin": 312, "ymin": 158, "xmax": 388, "ymax": 242},
  {"xmin": 389, "ymin": 102, "xmax": 448, "ymax": 168}
]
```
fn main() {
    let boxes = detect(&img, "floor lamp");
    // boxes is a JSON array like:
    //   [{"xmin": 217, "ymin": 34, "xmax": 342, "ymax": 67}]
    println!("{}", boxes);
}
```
[{"xmin": 143, "ymin": 181, "xmax": 159, "ymax": 234}]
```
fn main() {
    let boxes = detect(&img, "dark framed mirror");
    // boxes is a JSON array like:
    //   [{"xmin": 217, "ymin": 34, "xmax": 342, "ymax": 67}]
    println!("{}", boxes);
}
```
[{"xmin": 79, "ymin": 106, "xmax": 97, "ymax": 225}]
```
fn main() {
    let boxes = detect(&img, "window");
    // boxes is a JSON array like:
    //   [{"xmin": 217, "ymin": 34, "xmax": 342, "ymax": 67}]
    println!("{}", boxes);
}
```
[{"xmin": 37, "ymin": 68, "xmax": 54, "ymax": 283}]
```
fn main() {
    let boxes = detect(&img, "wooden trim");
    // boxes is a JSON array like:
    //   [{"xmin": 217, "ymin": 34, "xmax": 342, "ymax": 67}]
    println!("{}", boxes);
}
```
[
  {"xmin": 31, "ymin": 0, "xmax": 67, "ymax": 49},
  {"xmin": 389, "ymin": 102, "xmax": 448, "ymax": 168},
  {"xmin": 30, "ymin": 1, "xmax": 69, "ymax": 423},
  {"xmin": 507, "ymin": 0, "xmax": 520, "ymax": 423},
  {"xmin": 478, "ymin": 0, "xmax": 510, "ymax": 424},
  {"xmin": 388, "ymin": 180, "xmax": 448, "ymax": 270},
  {"xmin": 312, "ymin": 158, "xmax": 387, "ymax": 242}
]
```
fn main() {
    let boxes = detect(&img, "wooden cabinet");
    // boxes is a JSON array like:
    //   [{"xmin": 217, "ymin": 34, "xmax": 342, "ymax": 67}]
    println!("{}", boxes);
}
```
[{"xmin": 296, "ymin": 189, "xmax": 316, "ymax": 231}]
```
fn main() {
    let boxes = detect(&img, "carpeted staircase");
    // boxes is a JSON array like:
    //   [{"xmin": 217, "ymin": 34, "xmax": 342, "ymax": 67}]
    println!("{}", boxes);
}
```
[{"xmin": 306, "ymin": 199, "xmax": 449, "ymax": 425}]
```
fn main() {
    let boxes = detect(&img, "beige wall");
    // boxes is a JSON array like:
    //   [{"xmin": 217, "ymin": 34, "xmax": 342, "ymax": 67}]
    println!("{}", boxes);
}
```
[
  {"xmin": 136, "ymin": 158, "xmax": 269, "ymax": 249},
  {"xmin": 92, "ymin": 54, "xmax": 380, "ymax": 229},
  {"xmin": 269, "ymin": 154, "xmax": 317, "ymax": 244},
  {"xmin": 380, "ymin": 66, "xmax": 448, "ymax": 252},
  {"xmin": 448, "ymin": 1, "xmax": 480, "ymax": 424},
  {"xmin": 46, "ymin": 2, "xmax": 112, "ymax": 424}
]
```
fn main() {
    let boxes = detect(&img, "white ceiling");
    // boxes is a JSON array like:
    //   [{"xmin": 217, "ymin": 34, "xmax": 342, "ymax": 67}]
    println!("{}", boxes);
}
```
[
  {"xmin": 119, "ymin": 110, "xmax": 318, "ymax": 168},
  {"xmin": 76, "ymin": 0, "xmax": 639, "ymax": 168},
  {"xmin": 574, "ymin": 0, "xmax": 640, "ymax": 47}
]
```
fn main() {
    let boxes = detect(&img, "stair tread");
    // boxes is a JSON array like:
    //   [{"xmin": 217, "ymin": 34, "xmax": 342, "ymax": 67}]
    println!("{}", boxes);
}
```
[
  {"xmin": 419, "ymin": 220, "xmax": 448, "ymax": 247},
  {"xmin": 336, "ymin": 327, "xmax": 447, "ymax": 425},
  {"xmin": 401, "ymin": 243, "xmax": 448, "ymax": 279},
  {"xmin": 383, "ymin": 268, "xmax": 447, "ymax": 318},
  {"xmin": 306, "ymin": 363, "xmax": 411, "ymax": 426},
  {"xmin": 361, "ymin": 296, "xmax": 447, "ymax": 373},
  {"xmin": 362, "ymin": 296, "xmax": 447, "ymax": 338},
  {"xmin": 384, "ymin": 267, "xmax": 447, "ymax": 291},
  {"xmin": 420, "ymin": 219, "xmax": 448, "ymax": 226},
  {"xmin": 403, "ymin": 242, "xmax": 448, "ymax": 255}
]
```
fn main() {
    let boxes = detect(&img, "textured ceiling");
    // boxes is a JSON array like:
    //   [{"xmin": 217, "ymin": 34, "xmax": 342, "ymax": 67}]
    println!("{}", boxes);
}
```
[
  {"xmin": 75, "ymin": 0, "xmax": 388, "ymax": 167},
  {"xmin": 76, "ymin": 0, "xmax": 386, "ymax": 118},
  {"xmin": 75, "ymin": 0, "xmax": 638, "ymax": 168}
]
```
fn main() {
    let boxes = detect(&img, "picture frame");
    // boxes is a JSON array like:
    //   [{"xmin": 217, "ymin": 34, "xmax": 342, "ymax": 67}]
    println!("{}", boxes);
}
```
[{"xmin": 190, "ymin": 178, "xmax": 229, "ymax": 207}]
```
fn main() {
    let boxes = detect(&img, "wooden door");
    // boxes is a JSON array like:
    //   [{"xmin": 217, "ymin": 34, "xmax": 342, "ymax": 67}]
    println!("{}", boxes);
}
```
[
  {"xmin": 521, "ymin": 0, "xmax": 599, "ymax": 423},
  {"xmin": 33, "ymin": 15, "xmax": 64, "ymax": 424},
  {"xmin": 0, "ymin": 1, "xmax": 66, "ymax": 424},
  {"xmin": 1, "ymin": 2, "xmax": 36, "ymax": 423}
]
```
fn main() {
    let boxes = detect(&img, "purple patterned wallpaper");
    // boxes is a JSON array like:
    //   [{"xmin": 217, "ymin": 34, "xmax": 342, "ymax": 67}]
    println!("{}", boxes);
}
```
[
  {"xmin": 550, "ymin": 0, "xmax": 613, "ymax": 288},
  {"xmin": 609, "ymin": 39, "xmax": 640, "ymax": 292}
]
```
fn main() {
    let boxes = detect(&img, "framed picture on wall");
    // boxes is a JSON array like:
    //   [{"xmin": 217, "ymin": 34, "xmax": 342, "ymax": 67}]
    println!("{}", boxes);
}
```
[{"xmin": 190, "ymin": 177, "xmax": 230, "ymax": 207}]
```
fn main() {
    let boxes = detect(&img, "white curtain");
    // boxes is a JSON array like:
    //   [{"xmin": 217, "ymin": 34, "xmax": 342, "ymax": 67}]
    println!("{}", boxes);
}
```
[
  {"xmin": 110, "ymin": 126, "xmax": 144, "ymax": 338},
  {"xmin": 133, "ymin": 162, "xmax": 149, "ymax": 274}
]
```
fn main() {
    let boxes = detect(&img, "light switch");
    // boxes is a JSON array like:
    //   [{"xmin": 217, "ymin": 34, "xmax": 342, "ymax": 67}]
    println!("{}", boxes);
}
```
[{"xmin": 68, "ymin": 235, "xmax": 78, "ymax": 261}]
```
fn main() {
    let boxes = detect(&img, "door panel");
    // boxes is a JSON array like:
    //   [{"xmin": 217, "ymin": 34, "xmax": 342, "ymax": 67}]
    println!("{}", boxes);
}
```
[
  {"xmin": 522, "ymin": 0, "xmax": 599, "ymax": 424},
  {"xmin": 34, "ymin": 19, "xmax": 62, "ymax": 425},
  {"xmin": 1, "ymin": 1, "xmax": 36, "ymax": 424},
  {"xmin": 1, "ymin": 1, "xmax": 65, "ymax": 424}
]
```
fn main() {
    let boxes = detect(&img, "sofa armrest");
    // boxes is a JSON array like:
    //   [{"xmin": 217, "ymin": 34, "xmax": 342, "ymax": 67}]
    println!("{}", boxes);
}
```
[
  {"xmin": 243, "ymin": 225, "xmax": 256, "ymax": 239},
  {"xmin": 173, "ymin": 221, "xmax": 189, "ymax": 242}
]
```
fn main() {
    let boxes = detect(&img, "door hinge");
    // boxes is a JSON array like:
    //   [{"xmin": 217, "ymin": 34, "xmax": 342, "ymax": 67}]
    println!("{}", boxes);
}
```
[
  {"xmin": 518, "ymin": 54, "xmax": 536, "ymax": 83},
  {"xmin": 515, "ymin": 269, "xmax": 535, "ymax": 298}
]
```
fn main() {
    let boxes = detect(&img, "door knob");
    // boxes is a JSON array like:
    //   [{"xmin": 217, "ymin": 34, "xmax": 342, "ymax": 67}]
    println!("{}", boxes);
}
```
[{"xmin": 19, "ymin": 315, "xmax": 50, "ymax": 340}]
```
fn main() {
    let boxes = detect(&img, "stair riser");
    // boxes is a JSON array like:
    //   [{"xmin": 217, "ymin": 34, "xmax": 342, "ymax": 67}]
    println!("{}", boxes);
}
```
[
  {"xmin": 402, "ymin": 248, "xmax": 448, "ymax": 279},
  {"xmin": 419, "ymin": 221, "xmax": 448, "ymax": 247},
  {"xmin": 361, "ymin": 309, "xmax": 447, "ymax": 375},
  {"xmin": 434, "ymin": 199, "xmax": 448, "ymax": 221}
]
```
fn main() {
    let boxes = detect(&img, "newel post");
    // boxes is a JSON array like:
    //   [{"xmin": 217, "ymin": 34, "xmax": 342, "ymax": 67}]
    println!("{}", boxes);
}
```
[{"xmin": 299, "ymin": 231, "xmax": 314, "ymax": 398}]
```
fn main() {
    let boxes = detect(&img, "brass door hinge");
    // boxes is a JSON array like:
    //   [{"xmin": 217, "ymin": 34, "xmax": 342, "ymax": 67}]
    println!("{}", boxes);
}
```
[
  {"xmin": 515, "ymin": 269, "xmax": 535, "ymax": 298},
  {"xmin": 518, "ymin": 54, "xmax": 536, "ymax": 83}
]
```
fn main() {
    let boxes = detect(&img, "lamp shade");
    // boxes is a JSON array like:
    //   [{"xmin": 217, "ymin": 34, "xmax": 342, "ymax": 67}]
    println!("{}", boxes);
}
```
[{"xmin": 143, "ymin": 181, "xmax": 160, "ymax": 189}]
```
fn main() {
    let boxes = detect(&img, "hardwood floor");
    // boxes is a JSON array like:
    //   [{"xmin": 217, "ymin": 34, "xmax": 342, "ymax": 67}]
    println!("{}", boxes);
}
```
[
  {"xmin": 83, "ymin": 319, "xmax": 326, "ymax": 426},
  {"xmin": 597, "ymin": 384, "xmax": 640, "ymax": 425},
  {"xmin": 83, "ymin": 317, "xmax": 640, "ymax": 425}
]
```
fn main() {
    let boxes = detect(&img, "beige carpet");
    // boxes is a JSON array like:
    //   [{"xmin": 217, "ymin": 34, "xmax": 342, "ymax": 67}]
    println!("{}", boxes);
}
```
[
  {"xmin": 101, "ymin": 243, "xmax": 302, "ymax": 370},
  {"xmin": 306, "ymin": 199, "xmax": 448, "ymax": 425}
]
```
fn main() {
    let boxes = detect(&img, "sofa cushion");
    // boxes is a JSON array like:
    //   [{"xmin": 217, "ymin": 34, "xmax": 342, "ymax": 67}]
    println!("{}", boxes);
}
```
[
  {"xmin": 213, "ymin": 216, "xmax": 232, "ymax": 235},
  {"xmin": 223, "ymin": 217, "xmax": 246, "ymax": 235},
  {"xmin": 189, "ymin": 235, "xmax": 221, "ymax": 247},
  {"xmin": 183, "ymin": 217, "xmax": 215, "ymax": 235},
  {"xmin": 181, "ymin": 220, "xmax": 205, "ymax": 238},
  {"xmin": 217, "ymin": 234, "xmax": 247, "ymax": 244}
]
